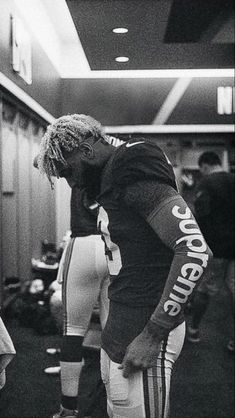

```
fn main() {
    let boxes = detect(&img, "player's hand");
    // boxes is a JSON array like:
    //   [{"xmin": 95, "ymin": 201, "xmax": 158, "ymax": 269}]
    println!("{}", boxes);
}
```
[{"xmin": 118, "ymin": 321, "xmax": 168, "ymax": 378}]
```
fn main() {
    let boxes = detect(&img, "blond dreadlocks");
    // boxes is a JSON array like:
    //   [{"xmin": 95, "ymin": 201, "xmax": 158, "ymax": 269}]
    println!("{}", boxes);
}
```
[{"xmin": 38, "ymin": 114, "xmax": 105, "ymax": 187}]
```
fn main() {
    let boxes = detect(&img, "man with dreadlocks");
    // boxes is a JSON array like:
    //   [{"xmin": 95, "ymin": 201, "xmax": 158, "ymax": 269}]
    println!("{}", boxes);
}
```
[{"xmin": 38, "ymin": 114, "xmax": 212, "ymax": 418}]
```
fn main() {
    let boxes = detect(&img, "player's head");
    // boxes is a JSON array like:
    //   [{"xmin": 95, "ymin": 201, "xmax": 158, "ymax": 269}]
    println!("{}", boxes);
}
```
[
  {"xmin": 38, "ymin": 114, "xmax": 111, "ymax": 188},
  {"xmin": 198, "ymin": 151, "xmax": 221, "ymax": 175}
]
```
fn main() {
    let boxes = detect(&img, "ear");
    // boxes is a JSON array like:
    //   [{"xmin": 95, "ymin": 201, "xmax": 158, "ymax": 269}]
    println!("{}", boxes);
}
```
[
  {"xmin": 79, "ymin": 141, "xmax": 94, "ymax": 159},
  {"xmin": 33, "ymin": 155, "xmax": 39, "ymax": 169}
]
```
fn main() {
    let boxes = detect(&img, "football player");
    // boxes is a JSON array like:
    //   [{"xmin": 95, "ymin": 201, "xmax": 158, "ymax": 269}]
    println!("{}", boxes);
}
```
[{"xmin": 38, "ymin": 114, "xmax": 212, "ymax": 418}]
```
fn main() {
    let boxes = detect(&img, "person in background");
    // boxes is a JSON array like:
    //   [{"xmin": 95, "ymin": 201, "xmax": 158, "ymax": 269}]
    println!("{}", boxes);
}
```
[
  {"xmin": 0, "ymin": 316, "xmax": 16, "ymax": 391},
  {"xmin": 187, "ymin": 151, "xmax": 235, "ymax": 352},
  {"xmin": 34, "ymin": 150, "xmax": 110, "ymax": 418},
  {"xmin": 38, "ymin": 114, "xmax": 212, "ymax": 418}
]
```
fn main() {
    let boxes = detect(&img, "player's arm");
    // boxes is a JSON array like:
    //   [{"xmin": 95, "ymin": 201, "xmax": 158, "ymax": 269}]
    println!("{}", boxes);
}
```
[
  {"xmin": 120, "ymin": 181, "xmax": 212, "ymax": 376},
  {"xmin": 146, "ymin": 189, "xmax": 212, "ymax": 330}
]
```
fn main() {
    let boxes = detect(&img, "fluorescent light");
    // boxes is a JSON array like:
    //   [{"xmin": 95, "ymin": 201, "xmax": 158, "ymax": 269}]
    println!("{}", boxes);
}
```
[
  {"xmin": 115, "ymin": 56, "xmax": 129, "ymax": 62},
  {"xmin": 105, "ymin": 124, "xmax": 234, "ymax": 134},
  {"xmin": 113, "ymin": 27, "xmax": 128, "ymax": 34},
  {"xmin": 63, "ymin": 68, "xmax": 234, "ymax": 78}
]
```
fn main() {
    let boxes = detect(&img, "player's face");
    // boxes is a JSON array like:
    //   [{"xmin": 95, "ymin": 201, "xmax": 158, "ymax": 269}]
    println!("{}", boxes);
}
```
[
  {"xmin": 56, "ymin": 138, "xmax": 111, "ymax": 191},
  {"xmin": 55, "ymin": 149, "xmax": 84, "ymax": 188},
  {"xmin": 57, "ymin": 146, "xmax": 102, "ymax": 190}
]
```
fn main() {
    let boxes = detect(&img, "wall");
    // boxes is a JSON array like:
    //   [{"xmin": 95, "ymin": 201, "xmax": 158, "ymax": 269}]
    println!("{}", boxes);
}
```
[
  {"xmin": 0, "ymin": 0, "xmax": 61, "ymax": 117},
  {"xmin": 0, "ymin": 0, "xmax": 64, "ymax": 305}
]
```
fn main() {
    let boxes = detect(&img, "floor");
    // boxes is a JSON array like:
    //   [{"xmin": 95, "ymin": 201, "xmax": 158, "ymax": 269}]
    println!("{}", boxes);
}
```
[{"xmin": 0, "ymin": 287, "xmax": 234, "ymax": 418}]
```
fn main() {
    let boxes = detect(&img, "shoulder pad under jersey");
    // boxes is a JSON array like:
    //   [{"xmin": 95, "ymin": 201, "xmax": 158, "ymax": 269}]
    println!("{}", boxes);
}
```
[{"xmin": 112, "ymin": 138, "xmax": 177, "ymax": 189}]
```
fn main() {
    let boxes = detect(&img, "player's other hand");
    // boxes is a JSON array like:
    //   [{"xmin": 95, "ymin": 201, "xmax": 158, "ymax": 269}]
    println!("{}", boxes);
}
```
[{"xmin": 118, "ymin": 321, "xmax": 168, "ymax": 378}]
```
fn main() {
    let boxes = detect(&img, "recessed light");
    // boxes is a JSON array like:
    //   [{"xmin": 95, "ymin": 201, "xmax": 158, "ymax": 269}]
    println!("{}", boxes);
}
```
[
  {"xmin": 115, "ymin": 56, "xmax": 129, "ymax": 62},
  {"xmin": 112, "ymin": 27, "xmax": 128, "ymax": 34}
]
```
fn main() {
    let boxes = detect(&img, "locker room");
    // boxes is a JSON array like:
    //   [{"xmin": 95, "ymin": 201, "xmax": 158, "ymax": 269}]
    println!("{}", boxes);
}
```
[{"xmin": 0, "ymin": 1, "xmax": 234, "ymax": 418}]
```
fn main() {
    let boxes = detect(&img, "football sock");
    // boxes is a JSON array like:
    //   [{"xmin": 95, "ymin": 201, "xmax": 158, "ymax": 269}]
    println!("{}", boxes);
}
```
[{"xmin": 60, "ymin": 335, "xmax": 84, "ymax": 410}]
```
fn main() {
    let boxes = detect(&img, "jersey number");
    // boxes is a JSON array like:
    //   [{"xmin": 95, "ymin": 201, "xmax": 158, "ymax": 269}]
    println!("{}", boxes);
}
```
[{"xmin": 98, "ymin": 207, "xmax": 122, "ymax": 275}]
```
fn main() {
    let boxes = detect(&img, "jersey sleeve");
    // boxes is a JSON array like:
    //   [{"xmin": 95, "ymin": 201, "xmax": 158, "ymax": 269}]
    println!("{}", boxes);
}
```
[
  {"xmin": 112, "ymin": 140, "xmax": 177, "ymax": 190},
  {"xmin": 147, "ymin": 192, "xmax": 212, "ymax": 330},
  {"xmin": 123, "ymin": 181, "xmax": 212, "ymax": 330},
  {"xmin": 123, "ymin": 180, "xmax": 177, "ymax": 218}
]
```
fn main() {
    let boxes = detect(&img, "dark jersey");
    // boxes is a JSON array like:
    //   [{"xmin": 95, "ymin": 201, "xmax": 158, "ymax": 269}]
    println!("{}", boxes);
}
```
[
  {"xmin": 98, "ymin": 139, "xmax": 183, "ymax": 362},
  {"xmin": 98, "ymin": 138, "xmax": 178, "ymax": 307},
  {"xmin": 70, "ymin": 186, "xmax": 99, "ymax": 238},
  {"xmin": 194, "ymin": 172, "xmax": 235, "ymax": 259},
  {"xmin": 98, "ymin": 139, "xmax": 211, "ymax": 363}
]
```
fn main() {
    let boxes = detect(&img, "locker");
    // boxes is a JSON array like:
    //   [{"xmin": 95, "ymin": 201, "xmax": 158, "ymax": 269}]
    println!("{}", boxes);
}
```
[
  {"xmin": 1, "ymin": 104, "xmax": 18, "ymax": 278},
  {"xmin": 0, "ymin": 96, "xmax": 56, "ymax": 305}
]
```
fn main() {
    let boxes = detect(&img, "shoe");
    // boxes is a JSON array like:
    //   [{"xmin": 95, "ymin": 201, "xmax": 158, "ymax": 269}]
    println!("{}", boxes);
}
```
[
  {"xmin": 44, "ymin": 366, "xmax": 61, "ymax": 375},
  {"xmin": 186, "ymin": 326, "xmax": 200, "ymax": 343},
  {"xmin": 52, "ymin": 405, "xmax": 79, "ymax": 418},
  {"xmin": 227, "ymin": 340, "xmax": 234, "ymax": 353}
]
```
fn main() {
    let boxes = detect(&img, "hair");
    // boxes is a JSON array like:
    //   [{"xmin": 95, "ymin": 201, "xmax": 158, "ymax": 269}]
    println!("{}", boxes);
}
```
[
  {"xmin": 198, "ymin": 151, "xmax": 221, "ymax": 167},
  {"xmin": 37, "ymin": 114, "xmax": 105, "ymax": 187}
]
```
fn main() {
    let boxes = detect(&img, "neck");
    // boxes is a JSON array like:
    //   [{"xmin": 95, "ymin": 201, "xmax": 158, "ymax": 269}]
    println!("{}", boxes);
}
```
[{"xmin": 98, "ymin": 141, "xmax": 116, "ymax": 167}]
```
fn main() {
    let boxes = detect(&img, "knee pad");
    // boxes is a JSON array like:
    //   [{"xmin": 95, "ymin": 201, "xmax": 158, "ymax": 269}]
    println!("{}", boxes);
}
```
[
  {"xmin": 109, "ymin": 365, "xmax": 145, "ymax": 418},
  {"xmin": 110, "ymin": 366, "xmax": 129, "ymax": 406}
]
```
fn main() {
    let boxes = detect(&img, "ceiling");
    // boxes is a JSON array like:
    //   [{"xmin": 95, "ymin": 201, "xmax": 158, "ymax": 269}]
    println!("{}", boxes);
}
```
[
  {"xmin": 66, "ymin": 0, "xmax": 234, "ymax": 71},
  {"xmin": 9, "ymin": 0, "xmax": 233, "ymax": 125}
]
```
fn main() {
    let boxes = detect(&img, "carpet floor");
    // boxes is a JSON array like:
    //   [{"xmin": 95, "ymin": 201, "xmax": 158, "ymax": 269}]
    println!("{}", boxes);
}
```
[{"xmin": 0, "ymin": 288, "xmax": 234, "ymax": 418}]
